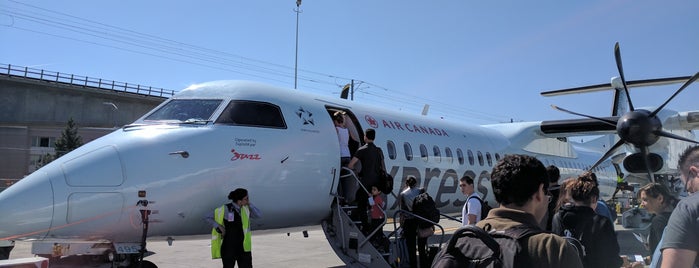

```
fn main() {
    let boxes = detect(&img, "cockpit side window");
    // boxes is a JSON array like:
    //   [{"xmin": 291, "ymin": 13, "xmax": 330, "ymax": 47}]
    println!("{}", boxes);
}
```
[
  {"xmin": 144, "ymin": 99, "xmax": 222, "ymax": 122},
  {"xmin": 215, "ymin": 100, "xmax": 287, "ymax": 129}
]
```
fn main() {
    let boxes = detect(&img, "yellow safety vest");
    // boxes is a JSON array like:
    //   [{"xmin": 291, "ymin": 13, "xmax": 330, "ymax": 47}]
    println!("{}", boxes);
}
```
[
  {"xmin": 211, "ymin": 205, "xmax": 226, "ymax": 259},
  {"xmin": 210, "ymin": 204, "xmax": 252, "ymax": 259},
  {"xmin": 241, "ymin": 206, "xmax": 252, "ymax": 252}
]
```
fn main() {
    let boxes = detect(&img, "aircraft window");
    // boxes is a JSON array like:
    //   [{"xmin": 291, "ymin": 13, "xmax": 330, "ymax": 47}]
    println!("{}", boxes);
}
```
[
  {"xmin": 420, "ymin": 144, "xmax": 428, "ymax": 162},
  {"xmin": 477, "ymin": 151, "xmax": 484, "ymax": 166},
  {"xmin": 145, "ymin": 99, "xmax": 222, "ymax": 122},
  {"xmin": 404, "ymin": 142, "xmax": 413, "ymax": 161},
  {"xmin": 467, "ymin": 150, "xmax": 475, "ymax": 166},
  {"xmin": 387, "ymin": 140, "xmax": 396, "ymax": 160},
  {"xmin": 445, "ymin": 147, "xmax": 453, "ymax": 164},
  {"xmin": 433, "ymin": 146, "xmax": 441, "ymax": 163},
  {"xmin": 216, "ymin": 100, "xmax": 286, "ymax": 128},
  {"xmin": 457, "ymin": 149, "xmax": 464, "ymax": 165},
  {"xmin": 486, "ymin": 153, "xmax": 493, "ymax": 166}
]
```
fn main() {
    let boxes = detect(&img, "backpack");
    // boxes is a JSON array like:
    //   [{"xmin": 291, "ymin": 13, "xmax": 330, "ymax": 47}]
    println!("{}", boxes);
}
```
[
  {"xmin": 432, "ymin": 224, "xmax": 541, "ymax": 268},
  {"xmin": 412, "ymin": 191, "xmax": 440, "ymax": 228},
  {"xmin": 468, "ymin": 195, "xmax": 493, "ymax": 220},
  {"xmin": 563, "ymin": 229, "xmax": 586, "ymax": 262},
  {"xmin": 377, "ymin": 149, "xmax": 393, "ymax": 194}
]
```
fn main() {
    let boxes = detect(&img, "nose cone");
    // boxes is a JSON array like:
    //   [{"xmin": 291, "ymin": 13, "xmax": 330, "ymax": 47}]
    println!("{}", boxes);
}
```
[{"xmin": 0, "ymin": 170, "xmax": 54, "ymax": 240}]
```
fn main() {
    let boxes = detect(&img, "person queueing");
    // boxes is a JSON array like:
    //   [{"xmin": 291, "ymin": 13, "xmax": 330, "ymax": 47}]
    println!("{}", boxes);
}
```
[
  {"xmin": 205, "ymin": 188, "xmax": 262, "ymax": 268},
  {"xmin": 399, "ymin": 175, "xmax": 427, "ymax": 268},
  {"xmin": 348, "ymin": 128, "xmax": 384, "ymax": 234},
  {"xmin": 638, "ymin": 182, "xmax": 678, "ymax": 263},
  {"xmin": 551, "ymin": 174, "xmax": 623, "ymax": 268},
  {"xmin": 658, "ymin": 145, "xmax": 699, "ymax": 268},
  {"xmin": 333, "ymin": 111, "xmax": 358, "ymax": 204},
  {"xmin": 459, "ymin": 175, "xmax": 482, "ymax": 226},
  {"xmin": 477, "ymin": 154, "xmax": 583, "ymax": 268},
  {"xmin": 545, "ymin": 165, "xmax": 561, "ymax": 231}
]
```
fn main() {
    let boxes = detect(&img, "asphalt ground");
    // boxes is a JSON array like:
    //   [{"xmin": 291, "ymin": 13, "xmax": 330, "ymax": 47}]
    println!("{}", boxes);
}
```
[{"xmin": 4, "ymin": 215, "xmax": 650, "ymax": 267}]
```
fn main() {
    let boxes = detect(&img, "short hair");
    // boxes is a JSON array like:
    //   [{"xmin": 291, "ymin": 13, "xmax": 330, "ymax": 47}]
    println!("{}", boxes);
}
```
[
  {"xmin": 491, "ymin": 154, "xmax": 548, "ymax": 206},
  {"xmin": 546, "ymin": 165, "xmax": 560, "ymax": 183},
  {"xmin": 460, "ymin": 175, "xmax": 474, "ymax": 185},
  {"xmin": 365, "ymin": 128, "xmax": 376, "ymax": 140},
  {"xmin": 679, "ymin": 145, "xmax": 699, "ymax": 179},
  {"xmin": 639, "ymin": 182, "xmax": 678, "ymax": 209},
  {"xmin": 568, "ymin": 176, "xmax": 599, "ymax": 206},
  {"xmin": 228, "ymin": 188, "xmax": 248, "ymax": 202},
  {"xmin": 405, "ymin": 175, "xmax": 417, "ymax": 187}
]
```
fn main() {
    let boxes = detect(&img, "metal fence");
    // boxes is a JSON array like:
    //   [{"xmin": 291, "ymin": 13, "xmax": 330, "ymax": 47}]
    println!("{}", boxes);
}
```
[{"xmin": 1, "ymin": 63, "xmax": 175, "ymax": 98}]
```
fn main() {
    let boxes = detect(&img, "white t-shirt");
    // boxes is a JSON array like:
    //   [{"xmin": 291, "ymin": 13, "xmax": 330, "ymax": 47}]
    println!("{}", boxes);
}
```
[
  {"xmin": 336, "ymin": 126, "xmax": 350, "ymax": 157},
  {"xmin": 462, "ymin": 193, "xmax": 482, "ymax": 226}
]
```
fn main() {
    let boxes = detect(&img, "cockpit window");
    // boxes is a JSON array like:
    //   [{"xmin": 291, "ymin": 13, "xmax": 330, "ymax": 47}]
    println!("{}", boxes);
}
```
[
  {"xmin": 216, "ymin": 100, "xmax": 287, "ymax": 129},
  {"xmin": 144, "ymin": 99, "xmax": 222, "ymax": 122}
]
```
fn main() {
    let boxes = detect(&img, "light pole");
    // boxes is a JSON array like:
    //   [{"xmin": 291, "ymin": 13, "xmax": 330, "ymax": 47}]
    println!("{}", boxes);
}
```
[{"xmin": 294, "ymin": 0, "xmax": 302, "ymax": 89}]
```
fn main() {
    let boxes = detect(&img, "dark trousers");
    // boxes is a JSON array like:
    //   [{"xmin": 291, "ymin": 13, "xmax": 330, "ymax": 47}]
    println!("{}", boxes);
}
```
[
  {"xmin": 403, "ymin": 218, "xmax": 428, "ymax": 268},
  {"xmin": 222, "ymin": 251, "xmax": 252, "ymax": 268}
]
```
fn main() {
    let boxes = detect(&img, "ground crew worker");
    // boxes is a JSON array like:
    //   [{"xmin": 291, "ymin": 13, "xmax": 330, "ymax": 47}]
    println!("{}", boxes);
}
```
[{"xmin": 205, "ymin": 188, "xmax": 262, "ymax": 268}]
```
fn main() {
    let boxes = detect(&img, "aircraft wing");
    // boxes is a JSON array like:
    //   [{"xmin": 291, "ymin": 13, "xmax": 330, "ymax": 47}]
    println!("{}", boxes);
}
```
[{"xmin": 541, "ymin": 76, "xmax": 693, "ymax": 96}]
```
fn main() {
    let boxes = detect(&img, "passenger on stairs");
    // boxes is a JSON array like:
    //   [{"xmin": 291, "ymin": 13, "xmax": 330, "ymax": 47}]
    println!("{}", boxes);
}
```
[
  {"xmin": 349, "ymin": 128, "xmax": 384, "ymax": 235},
  {"xmin": 333, "ymin": 111, "xmax": 359, "ymax": 204},
  {"xmin": 369, "ymin": 186, "xmax": 388, "ymax": 252}
]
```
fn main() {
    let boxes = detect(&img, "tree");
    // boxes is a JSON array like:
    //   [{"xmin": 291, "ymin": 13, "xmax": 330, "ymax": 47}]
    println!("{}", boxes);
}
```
[{"xmin": 54, "ymin": 118, "xmax": 83, "ymax": 159}]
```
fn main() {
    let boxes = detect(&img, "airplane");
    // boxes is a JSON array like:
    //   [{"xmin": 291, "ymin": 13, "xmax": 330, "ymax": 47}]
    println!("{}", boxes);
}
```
[
  {"xmin": 0, "ymin": 45, "xmax": 695, "ymax": 267},
  {"xmin": 541, "ymin": 43, "xmax": 699, "ymax": 185}
]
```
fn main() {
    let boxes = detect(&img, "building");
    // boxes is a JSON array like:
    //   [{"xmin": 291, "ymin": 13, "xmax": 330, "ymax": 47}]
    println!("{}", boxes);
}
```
[{"xmin": 0, "ymin": 64, "xmax": 172, "ymax": 181}]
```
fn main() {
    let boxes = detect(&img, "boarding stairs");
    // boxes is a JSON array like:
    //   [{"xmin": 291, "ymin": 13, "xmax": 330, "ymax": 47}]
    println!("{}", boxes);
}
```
[{"xmin": 321, "ymin": 168, "xmax": 447, "ymax": 267}]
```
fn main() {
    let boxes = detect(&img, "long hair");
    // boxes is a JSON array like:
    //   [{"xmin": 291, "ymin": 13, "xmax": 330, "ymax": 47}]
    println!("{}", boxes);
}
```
[
  {"xmin": 568, "ymin": 175, "xmax": 599, "ymax": 207},
  {"xmin": 555, "ymin": 178, "xmax": 575, "ymax": 213}
]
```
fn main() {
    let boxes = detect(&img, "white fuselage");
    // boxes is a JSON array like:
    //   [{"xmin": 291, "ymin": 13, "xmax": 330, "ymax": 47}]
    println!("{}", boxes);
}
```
[{"xmin": 0, "ymin": 80, "xmax": 617, "ymax": 244}]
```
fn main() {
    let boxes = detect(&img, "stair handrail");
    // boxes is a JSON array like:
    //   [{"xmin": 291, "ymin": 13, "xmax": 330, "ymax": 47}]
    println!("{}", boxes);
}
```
[
  {"xmin": 440, "ymin": 212, "xmax": 463, "ymax": 224},
  {"xmin": 339, "ymin": 167, "xmax": 393, "ymax": 249}
]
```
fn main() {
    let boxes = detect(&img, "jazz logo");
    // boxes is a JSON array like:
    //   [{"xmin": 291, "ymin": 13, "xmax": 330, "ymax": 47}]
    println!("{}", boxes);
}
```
[{"xmin": 231, "ymin": 149, "xmax": 261, "ymax": 161}]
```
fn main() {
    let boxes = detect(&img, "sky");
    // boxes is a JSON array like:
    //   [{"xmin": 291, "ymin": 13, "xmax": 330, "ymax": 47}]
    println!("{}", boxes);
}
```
[{"xmin": 1, "ymin": 0, "xmax": 698, "ymax": 126}]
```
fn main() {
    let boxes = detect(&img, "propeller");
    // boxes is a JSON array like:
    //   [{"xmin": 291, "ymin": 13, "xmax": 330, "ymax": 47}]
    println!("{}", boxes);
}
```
[{"xmin": 552, "ymin": 42, "xmax": 699, "ymax": 181}]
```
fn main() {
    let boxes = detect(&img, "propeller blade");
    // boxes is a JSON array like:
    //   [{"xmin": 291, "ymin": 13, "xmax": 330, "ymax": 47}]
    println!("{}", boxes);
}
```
[
  {"xmin": 641, "ymin": 146, "xmax": 655, "ymax": 182},
  {"xmin": 650, "ymin": 71, "xmax": 699, "ymax": 117},
  {"xmin": 654, "ymin": 130, "xmax": 699, "ymax": 144},
  {"xmin": 614, "ymin": 42, "xmax": 635, "ymax": 111},
  {"xmin": 551, "ymin": 105, "xmax": 618, "ymax": 127},
  {"xmin": 589, "ymin": 139, "xmax": 626, "ymax": 171}
]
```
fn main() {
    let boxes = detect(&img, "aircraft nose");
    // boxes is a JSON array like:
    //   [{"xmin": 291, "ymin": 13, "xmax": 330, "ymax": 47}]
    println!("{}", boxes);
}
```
[{"xmin": 0, "ymin": 171, "xmax": 54, "ymax": 240}]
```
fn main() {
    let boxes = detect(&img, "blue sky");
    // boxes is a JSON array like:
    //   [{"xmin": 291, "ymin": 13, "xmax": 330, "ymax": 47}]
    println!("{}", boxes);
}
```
[{"xmin": 1, "ymin": 0, "xmax": 698, "ymax": 126}]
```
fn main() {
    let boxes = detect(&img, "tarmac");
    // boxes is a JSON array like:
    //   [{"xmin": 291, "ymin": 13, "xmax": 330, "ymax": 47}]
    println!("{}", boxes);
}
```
[{"xmin": 4, "ymin": 214, "xmax": 650, "ymax": 267}]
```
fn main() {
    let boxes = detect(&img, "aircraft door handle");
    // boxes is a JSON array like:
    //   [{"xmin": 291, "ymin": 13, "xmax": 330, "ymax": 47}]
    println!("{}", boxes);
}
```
[{"xmin": 169, "ymin": 151, "xmax": 190, "ymax": 158}]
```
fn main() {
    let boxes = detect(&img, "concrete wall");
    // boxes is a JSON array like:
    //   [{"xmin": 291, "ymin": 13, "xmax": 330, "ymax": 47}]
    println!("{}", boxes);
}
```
[{"xmin": 0, "ymin": 75, "xmax": 168, "ymax": 180}]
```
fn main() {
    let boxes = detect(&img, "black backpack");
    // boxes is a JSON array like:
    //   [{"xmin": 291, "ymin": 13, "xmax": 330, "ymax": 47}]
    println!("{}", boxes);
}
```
[
  {"xmin": 432, "ymin": 224, "xmax": 541, "ymax": 268},
  {"xmin": 468, "ymin": 195, "xmax": 493, "ymax": 220},
  {"xmin": 412, "ymin": 191, "xmax": 440, "ymax": 228},
  {"xmin": 562, "ymin": 230, "xmax": 586, "ymax": 263}
]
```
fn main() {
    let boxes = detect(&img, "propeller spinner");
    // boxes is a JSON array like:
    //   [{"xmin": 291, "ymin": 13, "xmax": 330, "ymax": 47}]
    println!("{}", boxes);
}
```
[{"xmin": 552, "ymin": 42, "xmax": 699, "ymax": 181}]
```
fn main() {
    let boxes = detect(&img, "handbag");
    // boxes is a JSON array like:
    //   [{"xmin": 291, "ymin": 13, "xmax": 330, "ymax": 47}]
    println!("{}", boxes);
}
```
[{"xmin": 418, "ymin": 225, "xmax": 435, "ymax": 238}]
